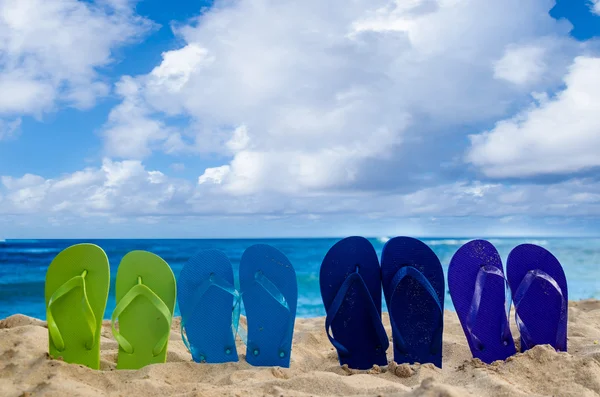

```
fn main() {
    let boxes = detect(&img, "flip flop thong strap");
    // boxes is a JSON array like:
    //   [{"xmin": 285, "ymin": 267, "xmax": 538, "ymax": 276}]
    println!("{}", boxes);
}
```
[
  {"xmin": 180, "ymin": 272, "xmax": 241, "ymax": 357},
  {"xmin": 325, "ymin": 268, "xmax": 389, "ymax": 357},
  {"xmin": 240, "ymin": 270, "xmax": 294, "ymax": 354},
  {"xmin": 466, "ymin": 265, "xmax": 512, "ymax": 351},
  {"xmin": 47, "ymin": 270, "xmax": 97, "ymax": 352},
  {"xmin": 513, "ymin": 269, "xmax": 568, "ymax": 351},
  {"xmin": 389, "ymin": 266, "xmax": 443, "ymax": 355},
  {"xmin": 111, "ymin": 277, "xmax": 173, "ymax": 356}
]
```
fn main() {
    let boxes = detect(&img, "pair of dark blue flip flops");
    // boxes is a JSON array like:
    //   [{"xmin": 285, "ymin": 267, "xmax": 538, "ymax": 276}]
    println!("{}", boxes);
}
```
[
  {"xmin": 320, "ymin": 236, "xmax": 445, "ymax": 369},
  {"xmin": 177, "ymin": 244, "xmax": 298, "ymax": 367},
  {"xmin": 449, "ymin": 240, "xmax": 568, "ymax": 364}
]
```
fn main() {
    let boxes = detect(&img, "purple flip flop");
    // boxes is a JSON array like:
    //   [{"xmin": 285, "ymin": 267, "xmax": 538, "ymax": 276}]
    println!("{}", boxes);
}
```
[
  {"xmin": 507, "ymin": 244, "xmax": 568, "ymax": 353},
  {"xmin": 449, "ymin": 240, "xmax": 516, "ymax": 364}
]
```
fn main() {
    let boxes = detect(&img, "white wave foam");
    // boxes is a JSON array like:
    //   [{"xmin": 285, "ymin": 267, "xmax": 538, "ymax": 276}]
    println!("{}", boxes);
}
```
[
  {"xmin": 525, "ymin": 240, "xmax": 549, "ymax": 246},
  {"xmin": 377, "ymin": 236, "xmax": 390, "ymax": 243},
  {"xmin": 427, "ymin": 239, "xmax": 472, "ymax": 246}
]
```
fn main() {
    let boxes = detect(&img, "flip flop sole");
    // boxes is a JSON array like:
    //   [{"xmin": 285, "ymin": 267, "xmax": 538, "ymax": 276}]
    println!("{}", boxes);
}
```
[
  {"xmin": 320, "ymin": 236, "xmax": 388, "ymax": 369},
  {"xmin": 507, "ymin": 244, "xmax": 568, "ymax": 352},
  {"xmin": 381, "ymin": 237, "xmax": 444, "ymax": 367},
  {"xmin": 114, "ymin": 251, "xmax": 176, "ymax": 369},
  {"xmin": 448, "ymin": 240, "xmax": 516, "ymax": 363},
  {"xmin": 45, "ymin": 244, "xmax": 110, "ymax": 369},
  {"xmin": 240, "ymin": 244, "xmax": 297, "ymax": 367},
  {"xmin": 177, "ymin": 249, "xmax": 238, "ymax": 363}
]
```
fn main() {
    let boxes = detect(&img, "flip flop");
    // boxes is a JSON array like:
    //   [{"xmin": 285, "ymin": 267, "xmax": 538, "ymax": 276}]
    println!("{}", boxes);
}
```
[
  {"xmin": 381, "ymin": 237, "xmax": 444, "ymax": 368},
  {"xmin": 320, "ymin": 236, "xmax": 389, "ymax": 369},
  {"xmin": 111, "ymin": 251, "xmax": 176, "ymax": 369},
  {"xmin": 45, "ymin": 244, "xmax": 110, "ymax": 369},
  {"xmin": 239, "ymin": 244, "xmax": 297, "ymax": 367},
  {"xmin": 177, "ymin": 249, "xmax": 240, "ymax": 363},
  {"xmin": 507, "ymin": 244, "xmax": 568, "ymax": 352},
  {"xmin": 448, "ymin": 240, "xmax": 516, "ymax": 364}
]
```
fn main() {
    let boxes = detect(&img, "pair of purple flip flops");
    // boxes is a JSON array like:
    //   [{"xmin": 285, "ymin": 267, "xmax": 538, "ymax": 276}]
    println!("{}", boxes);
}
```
[
  {"xmin": 320, "ymin": 236, "xmax": 445, "ymax": 369},
  {"xmin": 449, "ymin": 240, "xmax": 568, "ymax": 364}
]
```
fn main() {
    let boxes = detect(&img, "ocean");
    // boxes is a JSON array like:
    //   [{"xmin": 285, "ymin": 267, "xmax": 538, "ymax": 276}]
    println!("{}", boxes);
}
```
[{"xmin": 1, "ymin": 238, "xmax": 599, "ymax": 320}]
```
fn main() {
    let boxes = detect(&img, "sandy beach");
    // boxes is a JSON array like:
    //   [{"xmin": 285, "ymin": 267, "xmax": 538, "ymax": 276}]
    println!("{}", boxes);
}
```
[{"xmin": 1, "ymin": 300, "xmax": 599, "ymax": 397}]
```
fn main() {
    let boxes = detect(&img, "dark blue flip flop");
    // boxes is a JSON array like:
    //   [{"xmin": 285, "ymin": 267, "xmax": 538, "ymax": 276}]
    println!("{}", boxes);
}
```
[
  {"xmin": 320, "ymin": 236, "xmax": 389, "ymax": 369},
  {"xmin": 177, "ymin": 250, "xmax": 240, "ymax": 363},
  {"xmin": 507, "ymin": 244, "xmax": 568, "ymax": 353},
  {"xmin": 381, "ymin": 237, "xmax": 444, "ymax": 368},
  {"xmin": 448, "ymin": 240, "xmax": 515, "ymax": 364},
  {"xmin": 239, "ymin": 244, "xmax": 297, "ymax": 367}
]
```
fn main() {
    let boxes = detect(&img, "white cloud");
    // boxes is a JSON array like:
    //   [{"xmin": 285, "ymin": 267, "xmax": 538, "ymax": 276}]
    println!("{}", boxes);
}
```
[
  {"xmin": 591, "ymin": 0, "xmax": 600, "ymax": 15},
  {"xmin": 198, "ymin": 165, "xmax": 230, "ymax": 185},
  {"xmin": 467, "ymin": 56, "xmax": 600, "ymax": 178},
  {"xmin": 493, "ymin": 45, "xmax": 547, "ymax": 85},
  {"xmin": 149, "ymin": 44, "xmax": 210, "ymax": 94},
  {"xmin": 2, "ymin": 174, "xmax": 47, "ymax": 190},
  {"xmin": 102, "ymin": 77, "xmax": 176, "ymax": 158},
  {"xmin": 101, "ymin": 0, "xmax": 580, "ymax": 193},
  {"xmin": 0, "ymin": 0, "xmax": 153, "ymax": 118},
  {"xmin": 1, "ymin": 159, "xmax": 194, "ymax": 215},
  {"xmin": 226, "ymin": 125, "xmax": 250, "ymax": 152}
]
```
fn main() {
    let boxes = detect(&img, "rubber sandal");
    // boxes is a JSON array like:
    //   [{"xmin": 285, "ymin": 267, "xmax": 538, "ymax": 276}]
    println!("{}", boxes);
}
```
[
  {"xmin": 111, "ymin": 251, "xmax": 176, "ymax": 369},
  {"xmin": 45, "ymin": 243, "xmax": 110, "ymax": 369},
  {"xmin": 381, "ymin": 237, "xmax": 444, "ymax": 368},
  {"xmin": 320, "ymin": 236, "xmax": 389, "ymax": 369},
  {"xmin": 239, "ymin": 244, "xmax": 297, "ymax": 367},
  {"xmin": 178, "ymin": 249, "xmax": 240, "ymax": 363},
  {"xmin": 449, "ymin": 239, "xmax": 516, "ymax": 363},
  {"xmin": 507, "ymin": 244, "xmax": 568, "ymax": 352}
]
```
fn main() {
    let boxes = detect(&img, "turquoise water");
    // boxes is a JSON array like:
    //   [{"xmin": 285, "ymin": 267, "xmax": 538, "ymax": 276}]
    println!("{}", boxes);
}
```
[{"xmin": 0, "ymin": 238, "xmax": 598, "ymax": 319}]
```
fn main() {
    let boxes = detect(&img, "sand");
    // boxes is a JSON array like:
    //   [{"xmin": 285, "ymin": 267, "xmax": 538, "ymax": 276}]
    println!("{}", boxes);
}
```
[{"xmin": 1, "ymin": 300, "xmax": 600, "ymax": 397}]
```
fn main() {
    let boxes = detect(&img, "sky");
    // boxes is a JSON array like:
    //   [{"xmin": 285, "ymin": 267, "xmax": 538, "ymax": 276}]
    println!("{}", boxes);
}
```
[{"xmin": 0, "ymin": 0, "xmax": 600, "ymax": 238}]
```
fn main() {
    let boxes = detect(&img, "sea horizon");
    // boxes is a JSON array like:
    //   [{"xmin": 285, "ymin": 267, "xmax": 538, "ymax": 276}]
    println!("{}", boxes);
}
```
[{"xmin": 3, "ymin": 235, "xmax": 600, "ymax": 240}]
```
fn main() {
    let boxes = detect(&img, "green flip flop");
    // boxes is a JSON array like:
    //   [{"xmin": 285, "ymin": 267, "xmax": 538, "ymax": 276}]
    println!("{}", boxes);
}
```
[
  {"xmin": 111, "ymin": 251, "xmax": 176, "ymax": 369},
  {"xmin": 45, "ymin": 243, "xmax": 110, "ymax": 370}
]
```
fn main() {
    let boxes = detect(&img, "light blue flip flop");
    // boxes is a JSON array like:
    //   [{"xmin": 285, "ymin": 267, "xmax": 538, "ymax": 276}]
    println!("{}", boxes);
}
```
[
  {"xmin": 177, "ymin": 249, "xmax": 241, "ymax": 363},
  {"xmin": 239, "ymin": 244, "xmax": 297, "ymax": 367}
]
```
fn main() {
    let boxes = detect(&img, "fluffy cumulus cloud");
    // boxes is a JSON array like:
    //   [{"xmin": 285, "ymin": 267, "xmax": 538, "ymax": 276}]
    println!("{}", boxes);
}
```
[
  {"xmin": 591, "ymin": 0, "xmax": 600, "ymax": 15},
  {"xmin": 0, "ymin": 0, "xmax": 152, "ymax": 119},
  {"xmin": 101, "ymin": 0, "xmax": 583, "ymax": 195},
  {"xmin": 493, "ymin": 44, "xmax": 548, "ymax": 85},
  {"xmin": 467, "ymin": 56, "xmax": 600, "ymax": 177},
  {"xmin": 0, "ymin": 159, "xmax": 194, "ymax": 216}
]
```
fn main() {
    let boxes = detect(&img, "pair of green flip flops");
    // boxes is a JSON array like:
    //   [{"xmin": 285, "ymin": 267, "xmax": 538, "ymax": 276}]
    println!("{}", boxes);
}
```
[{"xmin": 45, "ymin": 244, "xmax": 176, "ymax": 370}]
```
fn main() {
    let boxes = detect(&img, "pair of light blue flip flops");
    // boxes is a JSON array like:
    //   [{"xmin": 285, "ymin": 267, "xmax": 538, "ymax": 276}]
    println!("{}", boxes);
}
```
[
  {"xmin": 320, "ymin": 236, "xmax": 445, "ymax": 370},
  {"xmin": 177, "ymin": 244, "xmax": 298, "ymax": 367}
]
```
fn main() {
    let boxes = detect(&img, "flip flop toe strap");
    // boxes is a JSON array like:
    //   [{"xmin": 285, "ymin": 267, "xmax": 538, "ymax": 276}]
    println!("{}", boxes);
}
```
[
  {"xmin": 389, "ymin": 266, "xmax": 443, "ymax": 356},
  {"xmin": 513, "ymin": 269, "xmax": 568, "ymax": 351},
  {"xmin": 325, "ymin": 268, "xmax": 389, "ymax": 357},
  {"xmin": 111, "ymin": 277, "xmax": 173, "ymax": 356},
  {"xmin": 47, "ymin": 270, "xmax": 97, "ymax": 352}
]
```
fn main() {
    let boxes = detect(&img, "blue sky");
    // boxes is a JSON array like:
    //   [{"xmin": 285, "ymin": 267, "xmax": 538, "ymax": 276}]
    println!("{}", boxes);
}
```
[{"xmin": 1, "ymin": 0, "xmax": 600, "ymax": 238}]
